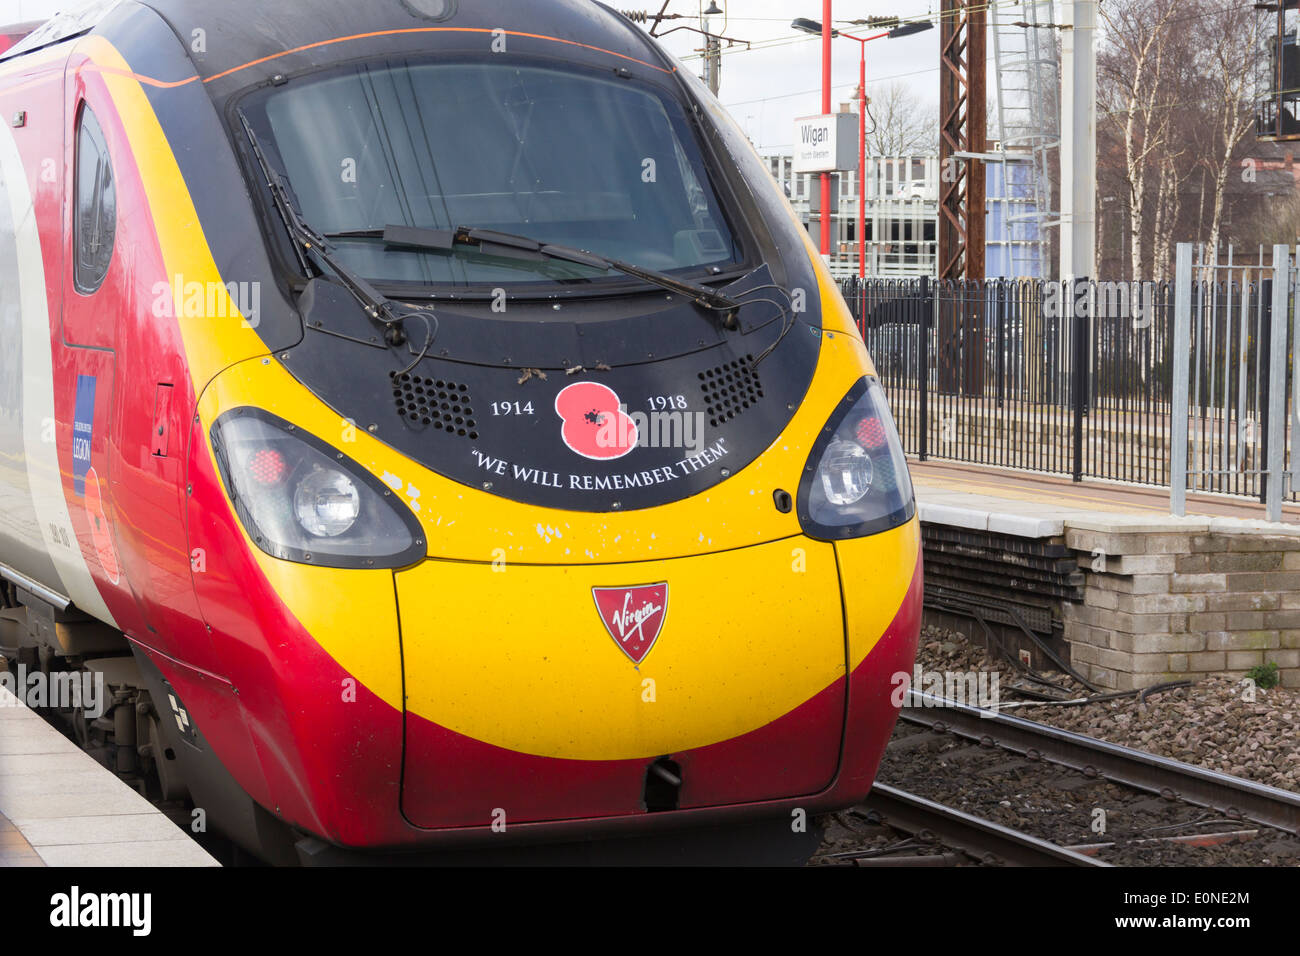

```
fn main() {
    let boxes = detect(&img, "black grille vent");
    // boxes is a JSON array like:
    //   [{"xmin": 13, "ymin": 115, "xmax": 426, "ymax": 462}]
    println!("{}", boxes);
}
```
[
  {"xmin": 391, "ymin": 372, "xmax": 479, "ymax": 440},
  {"xmin": 699, "ymin": 356, "xmax": 762, "ymax": 426}
]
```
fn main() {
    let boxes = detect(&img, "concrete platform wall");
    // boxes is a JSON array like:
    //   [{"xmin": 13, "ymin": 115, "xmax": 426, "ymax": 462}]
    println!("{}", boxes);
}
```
[
  {"xmin": 1064, "ymin": 526, "xmax": 1300, "ymax": 690},
  {"xmin": 916, "ymin": 487, "xmax": 1300, "ymax": 692}
]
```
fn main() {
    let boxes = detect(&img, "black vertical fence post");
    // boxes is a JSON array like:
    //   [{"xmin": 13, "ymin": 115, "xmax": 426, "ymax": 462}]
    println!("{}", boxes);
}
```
[
  {"xmin": 919, "ymin": 275, "xmax": 931, "ymax": 462},
  {"xmin": 995, "ymin": 280, "xmax": 1006, "ymax": 409},
  {"xmin": 1259, "ymin": 275, "xmax": 1273, "ymax": 506},
  {"xmin": 1071, "ymin": 277, "xmax": 1091, "ymax": 483}
]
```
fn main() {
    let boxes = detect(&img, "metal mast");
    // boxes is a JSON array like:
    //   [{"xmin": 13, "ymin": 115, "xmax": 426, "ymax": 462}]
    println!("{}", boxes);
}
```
[
  {"xmin": 938, "ymin": 0, "xmax": 987, "ymax": 280},
  {"xmin": 1059, "ymin": 0, "xmax": 1098, "ymax": 280}
]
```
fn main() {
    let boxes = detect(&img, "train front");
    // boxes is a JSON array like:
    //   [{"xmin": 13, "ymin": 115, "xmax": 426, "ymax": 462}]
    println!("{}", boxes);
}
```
[{"xmin": 123, "ymin": 0, "xmax": 923, "ymax": 860}]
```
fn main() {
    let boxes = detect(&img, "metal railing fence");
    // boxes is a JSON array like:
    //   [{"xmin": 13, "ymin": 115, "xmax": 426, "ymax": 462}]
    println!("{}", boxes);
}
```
[{"xmin": 842, "ymin": 256, "xmax": 1298, "ymax": 517}]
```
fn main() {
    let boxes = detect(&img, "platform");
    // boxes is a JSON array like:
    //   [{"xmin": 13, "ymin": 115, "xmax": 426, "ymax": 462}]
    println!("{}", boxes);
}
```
[
  {"xmin": 912, "ymin": 460, "xmax": 1300, "ymax": 538},
  {"xmin": 0, "ymin": 684, "xmax": 218, "ymax": 866}
]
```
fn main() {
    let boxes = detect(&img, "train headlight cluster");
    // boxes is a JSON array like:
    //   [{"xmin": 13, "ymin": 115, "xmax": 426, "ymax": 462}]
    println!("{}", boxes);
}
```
[
  {"xmin": 798, "ymin": 378, "xmax": 916, "ymax": 540},
  {"xmin": 210, "ymin": 409, "xmax": 426, "ymax": 568}
]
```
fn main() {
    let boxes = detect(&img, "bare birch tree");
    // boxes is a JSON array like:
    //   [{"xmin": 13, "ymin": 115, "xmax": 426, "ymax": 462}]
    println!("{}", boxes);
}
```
[
  {"xmin": 1097, "ymin": 0, "xmax": 1284, "ymax": 276},
  {"xmin": 864, "ymin": 82, "xmax": 939, "ymax": 156},
  {"xmin": 1151, "ymin": 150, "xmax": 1193, "ymax": 280},
  {"xmin": 1198, "ymin": 0, "xmax": 1262, "ymax": 256},
  {"xmin": 1099, "ymin": 0, "xmax": 1181, "ymax": 280}
]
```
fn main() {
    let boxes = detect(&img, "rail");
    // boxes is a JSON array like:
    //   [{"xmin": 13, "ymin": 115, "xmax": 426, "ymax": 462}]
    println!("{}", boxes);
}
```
[{"xmin": 861, "ymin": 782, "xmax": 1109, "ymax": 866}]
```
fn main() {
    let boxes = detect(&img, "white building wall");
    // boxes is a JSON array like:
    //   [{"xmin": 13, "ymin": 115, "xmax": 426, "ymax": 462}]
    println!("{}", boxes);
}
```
[{"xmin": 766, "ymin": 154, "xmax": 940, "ymax": 278}]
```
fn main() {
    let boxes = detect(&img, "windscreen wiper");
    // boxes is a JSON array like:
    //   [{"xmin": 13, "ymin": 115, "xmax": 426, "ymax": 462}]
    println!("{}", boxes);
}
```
[
  {"xmin": 333, "ymin": 224, "xmax": 742, "ymax": 331},
  {"xmin": 238, "ymin": 111, "xmax": 418, "ymax": 350}
]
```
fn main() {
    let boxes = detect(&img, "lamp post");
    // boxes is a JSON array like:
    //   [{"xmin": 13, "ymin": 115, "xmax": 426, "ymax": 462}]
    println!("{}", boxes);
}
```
[
  {"xmin": 818, "ymin": 2, "xmax": 832, "ymax": 258},
  {"xmin": 844, "ymin": 32, "xmax": 885, "ymax": 279},
  {"xmin": 792, "ymin": 18, "xmax": 933, "ymax": 278},
  {"xmin": 701, "ymin": 1, "xmax": 723, "ymax": 95}
]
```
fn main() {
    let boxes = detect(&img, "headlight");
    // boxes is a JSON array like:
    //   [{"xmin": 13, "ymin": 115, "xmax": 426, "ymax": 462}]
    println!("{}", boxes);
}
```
[
  {"xmin": 210, "ymin": 409, "xmax": 425, "ymax": 568},
  {"xmin": 820, "ymin": 440, "xmax": 873, "ymax": 506},
  {"xmin": 294, "ymin": 468, "xmax": 360, "ymax": 537},
  {"xmin": 797, "ymin": 378, "xmax": 915, "ymax": 539}
]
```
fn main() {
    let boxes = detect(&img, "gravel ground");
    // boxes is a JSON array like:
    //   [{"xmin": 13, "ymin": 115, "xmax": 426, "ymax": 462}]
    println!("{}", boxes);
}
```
[{"xmin": 914, "ymin": 625, "xmax": 1300, "ymax": 794}]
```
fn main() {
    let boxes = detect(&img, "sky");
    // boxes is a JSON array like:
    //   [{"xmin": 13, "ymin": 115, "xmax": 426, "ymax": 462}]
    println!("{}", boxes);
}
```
[
  {"xmin": 654, "ymin": 1, "xmax": 949, "ymax": 152},
  {"xmin": 2, "ymin": 0, "xmax": 973, "ymax": 153},
  {"xmin": 3, "ymin": 0, "xmax": 62, "ymax": 23}
]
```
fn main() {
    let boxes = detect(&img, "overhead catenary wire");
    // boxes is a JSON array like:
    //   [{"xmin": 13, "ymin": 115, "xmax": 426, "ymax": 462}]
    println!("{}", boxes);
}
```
[
  {"xmin": 668, "ymin": 0, "xmax": 1262, "ymax": 96},
  {"xmin": 672, "ymin": 0, "xmax": 1037, "ymax": 65},
  {"xmin": 664, "ymin": 0, "xmax": 1262, "ymax": 149}
]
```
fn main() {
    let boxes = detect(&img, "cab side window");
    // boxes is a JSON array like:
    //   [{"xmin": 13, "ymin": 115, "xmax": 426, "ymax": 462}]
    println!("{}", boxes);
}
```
[{"xmin": 74, "ymin": 105, "xmax": 116, "ymax": 294}]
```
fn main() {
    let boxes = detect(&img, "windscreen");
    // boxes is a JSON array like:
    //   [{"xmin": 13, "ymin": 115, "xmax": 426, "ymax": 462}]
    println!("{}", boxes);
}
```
[{"xmin": 257, "ymin": 59, "xmax": 742, "ymax": 287}]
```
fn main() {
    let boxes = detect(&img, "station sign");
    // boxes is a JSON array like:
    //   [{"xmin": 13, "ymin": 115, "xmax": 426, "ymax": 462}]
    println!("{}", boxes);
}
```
[{"xmin": 792, "ymin": 113, "xmax": 858, "ymax": 174}]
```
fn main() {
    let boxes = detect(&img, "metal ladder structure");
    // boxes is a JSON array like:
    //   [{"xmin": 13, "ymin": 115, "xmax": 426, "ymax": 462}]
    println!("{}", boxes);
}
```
[{"xmin": 988, "ymin": 0, "xmax": 1060, "ymax": 279}]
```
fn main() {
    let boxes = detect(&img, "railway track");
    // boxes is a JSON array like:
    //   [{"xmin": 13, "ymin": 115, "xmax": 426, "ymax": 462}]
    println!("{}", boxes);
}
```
[
  {"xmin": 816, "ymin": 692, "xmax": 1300, "ymax": 866},
  {"xmin": 900, "ymin": 690, "xmax": 1300, "ymax": 836},
  {"xmin": 854, "ymin": 783, "xmax": 1108, "ymax": 866}
]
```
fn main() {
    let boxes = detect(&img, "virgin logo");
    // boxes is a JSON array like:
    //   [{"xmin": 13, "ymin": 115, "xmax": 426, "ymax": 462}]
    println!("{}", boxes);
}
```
[{"xmin": 592, "ymin": 584, "xmax": 668, "ymax": 664}]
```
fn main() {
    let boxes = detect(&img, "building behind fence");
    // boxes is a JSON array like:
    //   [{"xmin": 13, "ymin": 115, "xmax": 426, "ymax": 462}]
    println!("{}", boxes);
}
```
[{"xmin": 765, "ymin": 151, "xmax": 1043, "ymax": 280}]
